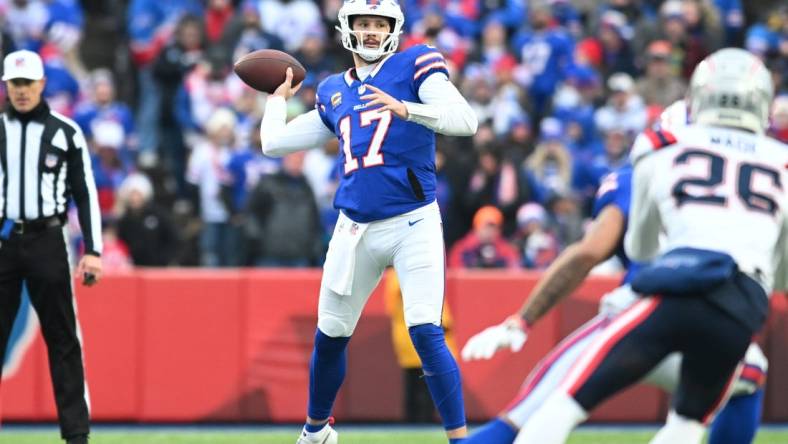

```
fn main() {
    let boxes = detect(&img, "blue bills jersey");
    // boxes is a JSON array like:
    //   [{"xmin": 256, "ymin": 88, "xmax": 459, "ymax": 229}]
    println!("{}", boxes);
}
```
[
  {"xmin": 591, "ymin": 165, "xmax": 641, "ymax": 283},
  {"xmin": 315, "ymin": 44, "xmax": 449, "ymax": 223}
]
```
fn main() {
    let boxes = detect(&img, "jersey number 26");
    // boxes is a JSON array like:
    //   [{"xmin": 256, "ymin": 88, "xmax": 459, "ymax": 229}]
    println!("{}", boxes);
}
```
[{"xmin": 672, "ymin": 149, "xmax": 783, "ymax": 216}]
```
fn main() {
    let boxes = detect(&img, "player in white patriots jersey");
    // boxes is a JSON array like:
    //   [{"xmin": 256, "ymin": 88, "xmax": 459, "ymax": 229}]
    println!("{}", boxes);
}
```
[
  {"xmin": 510, "ymin": 49, "xmax": 788, "ymax": 444},
  {"xmin": 259, "ymin": 0, "xmax": 477, "ymax": 442},
  {"xmin": 461, "ymin": 103, "xmax": 769, "ymax": 444}
]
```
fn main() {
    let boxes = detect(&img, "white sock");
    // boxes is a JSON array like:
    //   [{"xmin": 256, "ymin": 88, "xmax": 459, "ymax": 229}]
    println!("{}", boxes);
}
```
[
  {"xmin": 649, "ymin": 410, "xmax": 705, "ymax": 444},
  {"xmin": 514, "ymin": 391, "xmax": 588, "ymax": 444}
]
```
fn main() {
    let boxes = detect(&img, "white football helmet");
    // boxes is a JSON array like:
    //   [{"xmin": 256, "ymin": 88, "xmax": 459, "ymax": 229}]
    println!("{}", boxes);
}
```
[
  {"xmin": 336, "ymin": 0, "xmax": 404, "ymax": 62},
  {"xmin": 688, "ymin": 48, "xmax": 774, "ymax": 134}
]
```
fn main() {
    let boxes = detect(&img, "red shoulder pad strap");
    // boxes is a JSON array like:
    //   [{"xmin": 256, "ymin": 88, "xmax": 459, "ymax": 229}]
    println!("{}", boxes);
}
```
[{"xmin": 644, "ymin": 129, "xmax": 677, "ymax": 150}]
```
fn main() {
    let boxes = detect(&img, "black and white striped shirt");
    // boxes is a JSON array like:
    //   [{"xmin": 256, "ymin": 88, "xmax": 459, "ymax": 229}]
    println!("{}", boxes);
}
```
[{"xmin": 0, "ymin": 100, "xmax": 102, "ymax": 255}]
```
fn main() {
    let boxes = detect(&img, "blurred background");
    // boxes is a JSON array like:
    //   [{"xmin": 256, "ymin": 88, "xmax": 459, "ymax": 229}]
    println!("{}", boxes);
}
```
[{"xmin": 1, "ymin": 0, "xmax": 788, "ymax": 430}]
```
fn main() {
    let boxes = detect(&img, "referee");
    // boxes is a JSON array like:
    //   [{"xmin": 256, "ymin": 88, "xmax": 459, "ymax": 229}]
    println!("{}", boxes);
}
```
[{"xmin": 0, "ymin": 50, "xmax": 102, "ymax": 444}]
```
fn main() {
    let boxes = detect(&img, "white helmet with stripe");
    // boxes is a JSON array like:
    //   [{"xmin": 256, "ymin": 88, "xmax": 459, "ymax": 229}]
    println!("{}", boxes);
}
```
[
  {"xmin": 688, "ymin": 48, "xmax": 773, "ymax": 134},
  {"xmin": 336, "ymin": 0, "xmax": 405, "ymax": 62}
]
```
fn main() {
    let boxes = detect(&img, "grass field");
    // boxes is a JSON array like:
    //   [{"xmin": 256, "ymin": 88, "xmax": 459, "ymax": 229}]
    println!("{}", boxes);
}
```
[{"xmin": 1, "ymin": 430, "xmax": 788, "ymax": 444}]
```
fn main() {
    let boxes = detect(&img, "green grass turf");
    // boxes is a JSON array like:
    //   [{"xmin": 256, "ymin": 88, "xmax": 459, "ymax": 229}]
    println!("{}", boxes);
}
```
[{"xmin": 1, "ymin": 431, "xmax": 787, "ymax": 444}]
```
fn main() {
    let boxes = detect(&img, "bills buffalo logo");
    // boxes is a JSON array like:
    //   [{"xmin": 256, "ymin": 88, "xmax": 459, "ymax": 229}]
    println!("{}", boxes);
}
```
[
  {"xmin": 15, "ymin": 57, "xmax": 26, "ymax": 67},
  {"xmin": 366, "ymin": 0, "xmax": 379, "ymax": 5}
]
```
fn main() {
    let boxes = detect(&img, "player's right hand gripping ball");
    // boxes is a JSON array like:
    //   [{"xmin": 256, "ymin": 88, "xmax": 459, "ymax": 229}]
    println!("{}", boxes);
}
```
[
  {"xmin": 233, "ymin": 49, "xmax": 306, "ymax": 94},
  {"xmin": 461, "ymin": 315, "xmax": 529, "ymax": 361}
]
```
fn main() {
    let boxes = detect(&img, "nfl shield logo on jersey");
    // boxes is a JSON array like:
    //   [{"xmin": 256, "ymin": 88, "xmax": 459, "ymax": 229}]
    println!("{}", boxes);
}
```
[{"xmin": 45, "ymin": 153, "xmax": 59, "ymax": 169}]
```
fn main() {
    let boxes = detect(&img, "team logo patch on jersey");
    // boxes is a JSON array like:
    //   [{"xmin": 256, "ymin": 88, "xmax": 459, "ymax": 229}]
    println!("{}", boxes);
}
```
[
  {"xmin": 45, "ymin": 153, "xmax": 59, "ymax": 169},
  {"xmin": 331, "ymin": 92, "xmax": 342, "ymax": 108},
  {"xmin": 358, "ymin": 85, "xmax": 366, "ymax": 95}
]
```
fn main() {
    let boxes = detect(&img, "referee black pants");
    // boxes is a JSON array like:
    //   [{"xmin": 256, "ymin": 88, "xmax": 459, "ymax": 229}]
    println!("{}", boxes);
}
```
[{"xmin": 0, "ymin": 225, "xmax": 89, "ymax": 439}]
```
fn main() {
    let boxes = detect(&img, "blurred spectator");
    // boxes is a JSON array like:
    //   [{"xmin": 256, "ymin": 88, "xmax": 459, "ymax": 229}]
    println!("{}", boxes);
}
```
[
  {"xmin": 204, "ymin": 0, "xmax": 234, "ymax": 47},
  {"xmin": 525, "ymin": 118, "xmax": 572, "ymax": 199},
  {"xmin": 186, "ymin": 107, "xmax": 236, "ymax": 267},
  {"xmin": 681, "ymin": 0, "xmax": 723, "ymax": 54},
  {"xmin": 154, "ymin": 14, "xmax": 205, "ymax": 194},
  {"xmin": 40, "ymin": 44, "xmax": 80, "ymax": 116},
  {"xmin": 556, "ymin": 65, "xmax": 602, "ymax": 150},
  {"xmin": 1, "ymin": 0, "xmax": 48, "ymax": 51},
  {"xmin": 115, "ymin": 173, "xmax": 180, "ymax": 266},
  {"xmin": 221, "ymin": 0, "xmax": 284, "ymax": 66},
  {"xmin": 635, "ymin": 40, "xmax": 687, "ymax": 107},
  {"xmin": 638, "ymin": 0, "xmax": 715, "ymax": 80},
  {"xmin": 769, "ymin": 95, "xmax": 788, "ymax": 143},
  {"xmin": 500, "ymin": 112, "xmax": 534, "ymax": 165},
  {"xmin": 402, "ymin": 8, "xmax": 469, "ymax": 69},
  {"xmin": 511, "ymin": 202, "xmax": 559, "ymax": 269},
  {"xmin": 226, "ymin": 119, "xmax": 272, "ymax": 218},
  {"xmin": 550, "ymin": 0, "xmax": 583, "ymax": 38},
  {"xmin": 594, "ymin": 72, "xmax": 647, "ymax": 135},
  {"xmin": 448, "ymin": 205, "xmax": 520, "ymax": 268},
  {"xmin": 127, "ymin": 0, "xmax": 203, "ymax": 157},
  {"xmin": 257, "ymin": 0, "xmax": 324, "ymax": 52},
  {"xmin": 713, "ymin": 0, "xmax": 744, "ymax": 45},
  {"xmin": 511, "ymin": 1, "xmax": 574, "ymax": 119},
  {"xmin": 545, "ymin": 187, "xmax": 584, "ymax": 248},
  {"xmin": 479, "ymin": 0, "xmax": 526, "ymax": 31},
  {"xmin": 403, "ymin": 0, "xmax": 480, "ymax": 38},
  {"xmin": 90, "ymin": 120, "xmax": 129, "ymax": 217},
  {"xmin": 303, "ymin": 139, "xmax": 340, "ymax": 247},
  {"xmin": 295, "ymin": 31, "xmax": 338, "ymax": 85},
  {"xmin": 74, "ymin": 68, "xmax": 137, "ymax": 153},
  {"xmin": 464, "ymin": 144, "xmax": 537, "ymax": 236},
  {"xmin": 466, "ymin": 19, "xmax": 510, "ymax": 70},
  {"xmin": 99, "ymin": 219, "xmax": 133, "ymax": 273},
  {"xmin": 246, "ymin": 150, "xmax": 322, "ymax": 267},
  {"xmin": 595, "ymin": 9, "xmax": 637, "ymax": 78},
  {"xmin": 183, "ymin": 48, "xmax": 235, "ymax": 132},
  {"xmin": 573, "ymin": 124, "xmax": 632, "ymax": 217}
]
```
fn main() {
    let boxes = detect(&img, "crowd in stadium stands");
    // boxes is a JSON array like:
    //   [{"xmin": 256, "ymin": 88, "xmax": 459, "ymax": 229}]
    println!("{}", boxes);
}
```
[{"xmin": 1, "ymin": 0, "xmax": 787, "ymax": 270}]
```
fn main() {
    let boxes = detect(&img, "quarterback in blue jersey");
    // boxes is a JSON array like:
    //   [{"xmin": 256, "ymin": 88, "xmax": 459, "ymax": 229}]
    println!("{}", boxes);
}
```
[
  {"xmin": 260, "ymin": 0, "xmax": 478, "ymax": 442},
  {"xmin": 462, "ymin": 157, "xmax": 767, "ymax": 444}
]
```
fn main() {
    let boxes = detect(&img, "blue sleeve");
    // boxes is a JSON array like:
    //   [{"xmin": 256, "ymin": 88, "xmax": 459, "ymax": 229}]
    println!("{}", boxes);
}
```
[
  {"xmin": 315, "ymin": 81, "xmax": 335, "ymax": 133},
  {"xmin": 591, "ymin": 168, "xmax": 631, "ymax": 219},
  {"xmin": 407, "ymin": 45, "xmax": 450, "ymax": 94}
]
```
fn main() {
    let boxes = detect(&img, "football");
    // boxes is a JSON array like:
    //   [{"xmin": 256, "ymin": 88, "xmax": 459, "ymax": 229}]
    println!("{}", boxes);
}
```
[{"xmin": 233, "ymin": 49, "xmax": 306, "ymax": 94}]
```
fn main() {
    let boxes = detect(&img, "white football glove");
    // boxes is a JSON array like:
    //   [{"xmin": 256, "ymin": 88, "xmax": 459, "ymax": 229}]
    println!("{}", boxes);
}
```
[{"xmin": 461, "ymin": 315, "xmax": 529, "ymax": 361}]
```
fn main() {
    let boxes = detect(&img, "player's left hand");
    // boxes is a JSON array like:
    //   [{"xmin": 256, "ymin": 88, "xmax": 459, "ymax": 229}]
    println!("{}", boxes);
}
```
[
  {"xmin": 461, "ymin": 315, "xmax": 529, "ymax": 361},
  {"xmin": 360, "ymin": 84, "xmax": 408, "ymax": 120}
]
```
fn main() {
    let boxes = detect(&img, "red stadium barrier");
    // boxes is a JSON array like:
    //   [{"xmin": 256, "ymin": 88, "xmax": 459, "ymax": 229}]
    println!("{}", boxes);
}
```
[{"xmin": 1, "ymin": 270, "xmax": 784, "ymax": 423}]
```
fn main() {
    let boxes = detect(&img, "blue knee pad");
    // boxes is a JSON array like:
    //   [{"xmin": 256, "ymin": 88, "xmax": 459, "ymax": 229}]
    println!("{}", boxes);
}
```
[
  {"xmin": 409, "ymin": 323, "xmax": 466, "ymax": 430},
  {"xmin": 708, "ymin": 389, "xmax": 764, "ymax": 444},
  {"xmin": 307, "ymin": 328, "xmax": 350, "ymax": 421}
]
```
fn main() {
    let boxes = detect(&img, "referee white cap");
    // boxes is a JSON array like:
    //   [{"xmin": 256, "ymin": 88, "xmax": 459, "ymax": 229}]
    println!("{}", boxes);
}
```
[{"xmin": 2, "ymin": 50, "xmax": 45, "ymax": 81}]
